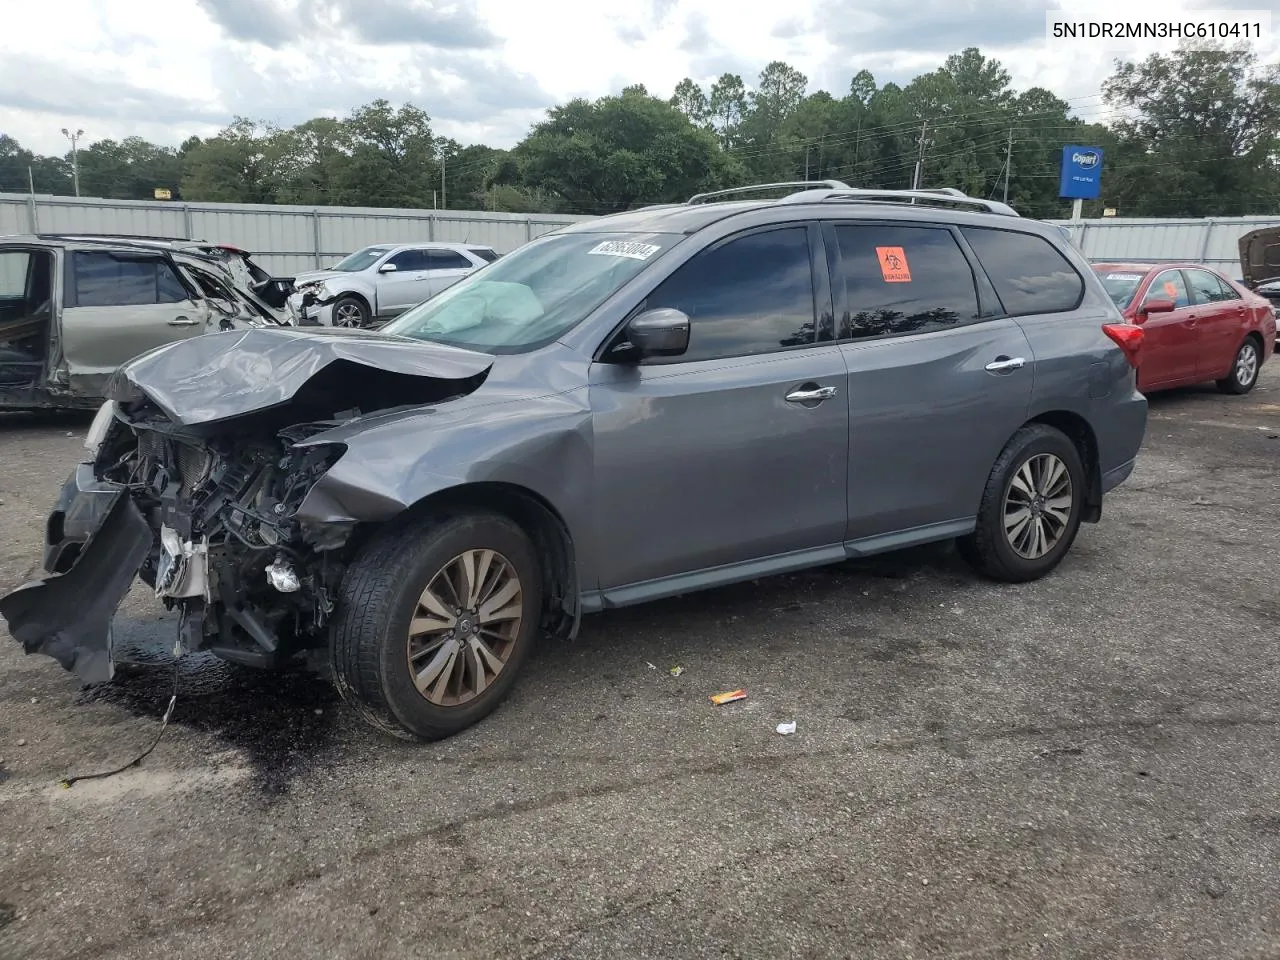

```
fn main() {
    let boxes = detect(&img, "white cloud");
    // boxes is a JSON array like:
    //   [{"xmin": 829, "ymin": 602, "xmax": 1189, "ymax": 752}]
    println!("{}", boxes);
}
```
[{"xmin": 0, "ymin": 0, "xmax": 1276, "ymax": 156}]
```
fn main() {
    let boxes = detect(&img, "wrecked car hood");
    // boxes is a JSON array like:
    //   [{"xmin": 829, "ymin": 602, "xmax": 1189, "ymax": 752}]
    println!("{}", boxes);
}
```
[
  {"xmin": 1239, "ymin": 227, "xmax": 1280, "ymax": 287},
  {"xmin": 291, "ymin": 270, "xmax": 346, "ymax": 288},
  {"xmin": 107, "ymin": 327, "xmax": 494, "ymax": 426}
]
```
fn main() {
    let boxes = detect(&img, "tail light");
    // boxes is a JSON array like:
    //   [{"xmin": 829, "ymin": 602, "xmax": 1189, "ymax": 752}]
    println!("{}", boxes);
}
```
[{"xmin": 1102, "ymin": 322, "xmax": 1144, "ymax": 369}]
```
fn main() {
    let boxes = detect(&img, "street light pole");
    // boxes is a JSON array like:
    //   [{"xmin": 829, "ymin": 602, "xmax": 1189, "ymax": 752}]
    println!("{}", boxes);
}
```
[{"xmin": 61, "ymin": 127, "xmax": 83, "ymax": 197}]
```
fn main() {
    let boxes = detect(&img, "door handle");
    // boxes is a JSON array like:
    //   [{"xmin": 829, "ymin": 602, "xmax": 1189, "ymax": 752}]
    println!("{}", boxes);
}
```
[
  {"xmin": 167, "ymin": 317, "xmax": 199, "ymax": 326},
  {"xmin": 985, "ymin": 356, "xmax": 1025, "ymax": 373},
  {"xmin": 785, "ymin": 385, "xmax": 838, "ymax": 403}
]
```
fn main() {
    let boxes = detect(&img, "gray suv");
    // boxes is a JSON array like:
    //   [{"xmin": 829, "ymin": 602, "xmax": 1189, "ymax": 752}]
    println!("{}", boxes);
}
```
[{"xmin": 1, "ymin": 182, "xmax": 1148, "ymax": 742}]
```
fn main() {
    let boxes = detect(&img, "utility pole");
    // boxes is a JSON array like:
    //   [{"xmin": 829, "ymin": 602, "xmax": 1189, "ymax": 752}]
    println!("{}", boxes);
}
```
[
  {"xmin": 61, "ymin": 127, "xmax": 83, "ymax": 197},
  {"xmin": 440, "ymin": 149, "xmax": 447, "ymax": 211},
  {"xmin": 804, "ymin": 145, "xmax": 810, "ymax": 181},
  {"xmin": 1003, "ymin": 128, "xmax": 1013, "ymax": 203},
  {"xmin": 911, "ymin": 121, "xmax": 927, "ymax": 190}
]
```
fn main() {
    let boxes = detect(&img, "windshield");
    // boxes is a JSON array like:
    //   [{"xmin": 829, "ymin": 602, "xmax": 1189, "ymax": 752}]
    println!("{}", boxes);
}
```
[
  {"xmin": 332, "ymin": 246, "xmax": 392, "ymax": 272},
  {"xmin": 1094, "ymin": 269, "xmax": 1147, "ymax": 309},
  {"xmin": 381, "ymin": 232, "xmax": 678, "ymax": 353}
]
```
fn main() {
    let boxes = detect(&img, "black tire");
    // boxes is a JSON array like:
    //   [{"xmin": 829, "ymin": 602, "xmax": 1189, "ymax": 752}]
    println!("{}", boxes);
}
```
[
  {"xmin": 1216, "ymin": 336, "xmax": 1261, "ymax": 395},
  {"xmin": 330, "ymin": 510, "xmax": 542, "ymax": 740},
  {"xmin": 957, "ymin": 424, "xmax": 1086, "ymax": 583},
  {"xmin": 330, "ymin": 295, "xmax": 370, "ymax": 328}
]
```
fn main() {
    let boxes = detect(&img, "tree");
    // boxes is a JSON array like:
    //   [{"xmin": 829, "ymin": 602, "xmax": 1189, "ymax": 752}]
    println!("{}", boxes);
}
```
[
  {"xmin": 514, "ymin": 87, "xmax": 735, "ymax": 212},
  {"xmin": 708, "ymin": 73, "xmax": 748, "ymax": 149},
  {"xmin": 77, "ymin": 137, "xmax": 182, "ymax": 200},
  {"xmin": 1102, "ymin": 44, "xmax": 1280, "ymax": 216},
  {"xmin": 670, "ymin": 78, "xmax": 711, "ymax": 128},
  {"xmin": 181, "ymin": 118, "xmax": 292, "ymax": 203},
  {"xmin": 334, "ymin": 100, "xmax": 437, "ymax": 207}
]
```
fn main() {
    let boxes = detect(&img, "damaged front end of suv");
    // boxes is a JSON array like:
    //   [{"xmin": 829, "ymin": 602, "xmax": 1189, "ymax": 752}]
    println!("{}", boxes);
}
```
[{"xmin": 0, "ymin": 327, "xmax": 496, "ymax": 684}]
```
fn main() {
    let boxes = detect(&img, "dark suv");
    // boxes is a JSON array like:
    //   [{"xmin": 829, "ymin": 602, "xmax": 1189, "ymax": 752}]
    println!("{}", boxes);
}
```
[{"xmin": 2, "ymin": 181, "xmax": 1148, "ymax": 741}]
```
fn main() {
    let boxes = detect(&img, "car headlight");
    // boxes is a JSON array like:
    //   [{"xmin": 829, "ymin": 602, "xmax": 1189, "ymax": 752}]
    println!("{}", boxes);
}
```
[{"xmin": 85, "ymin": 400, "xmax": 118, "ymax": 455}]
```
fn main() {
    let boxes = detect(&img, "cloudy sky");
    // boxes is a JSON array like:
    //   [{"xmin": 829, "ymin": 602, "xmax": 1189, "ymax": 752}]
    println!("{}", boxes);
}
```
[{"xmin": 2, "ymin": 0, "xmax": 1277, "ymax": 155}]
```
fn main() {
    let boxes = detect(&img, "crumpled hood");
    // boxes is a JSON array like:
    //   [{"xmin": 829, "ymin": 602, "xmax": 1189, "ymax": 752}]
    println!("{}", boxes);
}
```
[
  {"xmin": 292, "ymin": 270, "xmax": 346, "ymax": 288},
  {"xmin": 106, "ymin": 326, "xmax": 493, "ymax": 426}
]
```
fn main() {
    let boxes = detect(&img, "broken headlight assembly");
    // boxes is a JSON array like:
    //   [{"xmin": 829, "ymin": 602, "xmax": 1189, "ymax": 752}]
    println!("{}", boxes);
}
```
[{"xmin": 83, "ymin": 400, "xmax": 118, "ymax": 456}]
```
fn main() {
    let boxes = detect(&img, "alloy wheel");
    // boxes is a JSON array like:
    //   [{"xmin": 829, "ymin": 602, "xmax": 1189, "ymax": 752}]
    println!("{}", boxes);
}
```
[
  {"xmin": 405, "ymin": 549, "xmax": 524, "ymax": 707},
  {"xmin": 1003, "ymin": 453, "xmax": 1073, "ymax": 560},
  {"xmin": 334, "ymin": 302, "xmax": 364, "ymax": 327},
  {"xmin": 1236, "ymin": 342, "xmax": 1259, "ymax": 387}
]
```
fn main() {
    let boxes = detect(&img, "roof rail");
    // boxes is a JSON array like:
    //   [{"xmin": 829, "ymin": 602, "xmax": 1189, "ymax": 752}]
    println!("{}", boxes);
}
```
[
  {"xmin": 688, "ymin": 180, "xmax": 852, "ymax": 205},
  {"xmin": 36, "ymin": 232, "xmax": 197, "ymax": 242},
  {"xmin": 776, "ymin": 187, "xmax": 1019, "ymax": 217}
]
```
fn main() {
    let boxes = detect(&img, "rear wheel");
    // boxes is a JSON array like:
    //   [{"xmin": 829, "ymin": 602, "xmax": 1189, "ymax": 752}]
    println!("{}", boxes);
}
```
[
  {"xmin": 1216, "ymin": 337, "xmax": 1261, "ymax": 395},
  {"xmin": 957, "ymin": 424, "xmax": 1086, "ymax": 583},
  {"xmin": 330, "ymin": 511, "xmax": 542, "ymax": 740},
  {"xmin": 331, "ymin": 295, "xmax": 370, "ymax": 328}
]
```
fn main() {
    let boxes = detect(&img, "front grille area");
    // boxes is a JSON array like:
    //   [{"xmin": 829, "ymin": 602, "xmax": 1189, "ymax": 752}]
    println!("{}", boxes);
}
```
[
  {"xmin": 176, "ymin": 443, "xmax": 214, "ymax": 497},
  {"xmin": 136, "ymin": 431, "xmax": 213, "ymax": 497}
]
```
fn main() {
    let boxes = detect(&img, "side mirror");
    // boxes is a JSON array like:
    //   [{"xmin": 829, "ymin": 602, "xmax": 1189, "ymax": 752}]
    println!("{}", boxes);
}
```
[
  {"xmin": 625, "ymin": 308, "xmax": 690, "ymax": 359},
  {"xmin": 1141, "ymin": 297, "xmax": 1175, "ymax": 314},
  {"xmin": 378, "ymin": 262, "xmax": 398, "ymax": 273}
]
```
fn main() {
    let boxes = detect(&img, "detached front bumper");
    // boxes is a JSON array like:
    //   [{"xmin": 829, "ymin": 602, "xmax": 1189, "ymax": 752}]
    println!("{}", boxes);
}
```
[
  {"xmin": 287, "ymin": 290, "xmax": 332, "ymax": 326},
  {"xmin": 0, "ymin": 466, "xmax": 153, "ymax": 683}
]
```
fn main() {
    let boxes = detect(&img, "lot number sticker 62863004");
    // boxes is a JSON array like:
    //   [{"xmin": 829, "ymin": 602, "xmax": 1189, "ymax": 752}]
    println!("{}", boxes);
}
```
[
  {"xmin": 588, "ymin": 240, "xmax": 662, "ymax": 260},
  {"xmin": 875, "ymin": 246, "xmax": 912, "ymax": 283}
]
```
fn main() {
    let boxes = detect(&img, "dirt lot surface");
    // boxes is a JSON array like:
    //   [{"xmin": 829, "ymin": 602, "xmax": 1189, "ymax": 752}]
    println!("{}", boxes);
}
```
[{"xmin": 1, "ymin": 370, "xmax": 1278, "ymax": 960}]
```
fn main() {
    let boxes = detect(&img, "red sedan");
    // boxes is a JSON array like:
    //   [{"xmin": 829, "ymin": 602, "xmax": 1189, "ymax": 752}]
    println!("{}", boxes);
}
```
[{"xmin": 1093, "ymin": 262, "xmax": 1276, "ymax": 395}]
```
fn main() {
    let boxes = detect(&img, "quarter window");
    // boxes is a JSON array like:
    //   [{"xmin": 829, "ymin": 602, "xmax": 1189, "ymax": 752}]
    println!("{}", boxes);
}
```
[
  {"xmin": 72, "ymin": 252, "xmax": 189, "ymax": 307},
  {"xmin": 832, "ymin": 224, "xmax": 980, "ymax": 339},
  {"xmin": 639, "ymin": 227, "xmax": 816, "ymax": 362},
  {"xmin": 961, "ymin": 226, "xmax": 1083, "ymax": 315}
]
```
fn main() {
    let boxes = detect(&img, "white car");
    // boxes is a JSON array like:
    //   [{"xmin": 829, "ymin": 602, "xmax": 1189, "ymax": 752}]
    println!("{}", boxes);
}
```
[{"xmin": 289, "ymin": 242, "xmax": 501, "ymax": 327}]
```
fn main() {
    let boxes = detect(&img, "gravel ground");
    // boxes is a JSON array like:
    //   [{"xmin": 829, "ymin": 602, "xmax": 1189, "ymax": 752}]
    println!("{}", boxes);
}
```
[{"xmin": 1, "ymin": 369, "xmax": 1278, "ymax": 960}]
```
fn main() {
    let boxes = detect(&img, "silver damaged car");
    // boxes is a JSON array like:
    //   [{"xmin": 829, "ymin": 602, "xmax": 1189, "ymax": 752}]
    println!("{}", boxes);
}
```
[
  {"xmin": 0, "ymin": 182, "xmax": 1149, "ymax": 741},
  {"xmin": 289, "ymin": 241, "xmax": 500, "ymax": 327}
]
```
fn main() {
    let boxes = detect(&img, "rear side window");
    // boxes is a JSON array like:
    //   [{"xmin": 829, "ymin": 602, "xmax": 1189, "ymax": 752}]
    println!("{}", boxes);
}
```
[
  {"xmin": 1187, "ymin": 268, "xmax": 1240, "ymax": 304},
  {"xmin": 469, "ymin": 248, "xmax": 500, "ymax": 263},
  {"xmin": 72, "ymin": 252, "xmax": 189, "ymax": 307},
  {"xmin": 832, "ymin": 224, "xmax": 980, "ymax": 339},
  {"xmin": 641, "ymin": 226, "xmax": 816, "ymax": 362},
  {"xmin": 428, "ymin": 250, "xmax": 475, "ymax": 270},
  {"xmin": 961, "ymin": 227, "xmax": 1083, "ymax": 315}
]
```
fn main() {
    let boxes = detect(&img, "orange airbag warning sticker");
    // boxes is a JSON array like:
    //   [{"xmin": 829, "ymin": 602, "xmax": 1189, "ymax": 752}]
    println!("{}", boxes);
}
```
[
  {"xmin": 876, "ymin": 246, "xmax": 912, "ymax": 282},
  {"xmin": 1163, "ymin": 281, "xmax": 1178, "ymax": 298}
]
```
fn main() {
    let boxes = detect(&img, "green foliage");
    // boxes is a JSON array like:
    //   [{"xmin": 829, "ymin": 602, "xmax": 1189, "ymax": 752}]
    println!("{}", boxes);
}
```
[{"xmin": 5, "ymin": 45, "xmax": 1279, "ymax": 217}]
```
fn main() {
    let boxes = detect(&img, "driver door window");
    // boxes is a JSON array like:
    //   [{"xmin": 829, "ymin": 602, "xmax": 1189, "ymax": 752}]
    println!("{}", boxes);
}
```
[
  {"xmin": 1144, "ymin": 270, "xmax": 1191, "ymax": 309},
  {"xmin": 377, "ymin": 249, "xmax": 432, "ymax": 313},
  {"xmin": 638, "ymin": 226, "xmax": 818, "ymax": 363}
]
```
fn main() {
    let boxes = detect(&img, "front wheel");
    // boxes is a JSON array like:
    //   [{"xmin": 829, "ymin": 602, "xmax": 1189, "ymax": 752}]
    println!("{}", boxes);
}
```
[
  {"xmin": 957, "ymin": 424, "xmax": 1086, "ymax": 583},
  {"xmin": 330, "ymin": 511, "xmax": 542, "ymax": 740},
  {"xmin": 1216, "ymin": 338, "xmax": 1261, "ymax": 395},
  {"xmin": 330, "ymin": 295, "xmax": 370, "ymax": 328}
]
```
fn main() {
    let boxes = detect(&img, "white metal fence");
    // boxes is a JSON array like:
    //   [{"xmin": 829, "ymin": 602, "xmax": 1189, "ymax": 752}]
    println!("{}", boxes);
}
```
[
  {"xmin": 1048, "ymin": 215, "xmax": 1277, "ymax": 280},
  {"xmin": 0, "ymin": 193, "xmax": 594, "ymax": 277},
  {"xmin": 2, "ymin": 191, "xmax": 1276, "ymax": 286}
]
